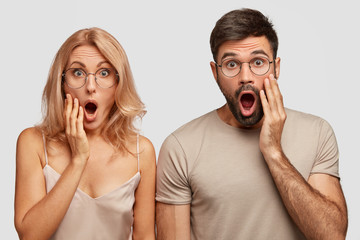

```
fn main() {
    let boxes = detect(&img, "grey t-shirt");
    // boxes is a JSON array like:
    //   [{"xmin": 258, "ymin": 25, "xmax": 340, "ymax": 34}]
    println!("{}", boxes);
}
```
[{"xmin": 156, "ymin": 108, "xmax": 339, "ymax": 240}]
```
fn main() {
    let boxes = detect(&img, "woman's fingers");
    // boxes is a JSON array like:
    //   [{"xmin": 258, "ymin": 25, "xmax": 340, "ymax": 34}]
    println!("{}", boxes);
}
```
[
  {"xmin": 64, "ymin": 94, "xmax": 84, "ymax": 137},
  {"xmin": 63, "ymin": 94, "xmax": 89, "ymax": 161},
  {"xmin": 64, "ymin": 94, "xmax": 72, "ymax": 135},
  {"xmin": 77, "ymin": 106, "xmax": 85, "ymax": 134},
  {"xmin": 70, "ymin": 98, "xmax": 79, "ymax": 136}
]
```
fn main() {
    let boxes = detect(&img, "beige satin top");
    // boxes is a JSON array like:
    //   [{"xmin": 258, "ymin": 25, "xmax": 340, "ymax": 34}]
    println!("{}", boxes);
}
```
[{"xmin": 42, "ymin": 135, "xmax": 141, "ymax": 240}]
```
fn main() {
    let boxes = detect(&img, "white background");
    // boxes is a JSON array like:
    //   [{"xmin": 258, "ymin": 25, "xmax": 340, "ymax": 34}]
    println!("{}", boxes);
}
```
[{"xmin": 1, "ymin": 0, "xmax": 359, "ymax": 238}]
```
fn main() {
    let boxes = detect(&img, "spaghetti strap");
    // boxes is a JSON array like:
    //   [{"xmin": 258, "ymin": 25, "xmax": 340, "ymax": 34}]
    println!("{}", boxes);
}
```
[
  {"xmin": 136, "ymin": 134, "xmax": 140, "ymax": 172},
  {"xmin": 42, "ymin": 132, "xmax": 48, "ymax": 165}
]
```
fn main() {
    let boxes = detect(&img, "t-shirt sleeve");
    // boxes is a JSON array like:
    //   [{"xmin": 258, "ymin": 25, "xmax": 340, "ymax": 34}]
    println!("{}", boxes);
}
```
[
  {"xmin": 156, "ymin": 133, "xmax": 192, "ymax": 204},
  {"xmin": 311, "ymin": 119, "xmax": 340, "ymax": 178}
]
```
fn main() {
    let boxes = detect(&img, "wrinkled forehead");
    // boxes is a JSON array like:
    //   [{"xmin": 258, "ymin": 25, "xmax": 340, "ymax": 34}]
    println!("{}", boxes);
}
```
[
  {"xmin": 217, "ymin": 36, "xmax": 273, "ymax": 62},
  {"xmin": 69, "ymin": 45, "xmax": 105, "ymax": 61},
  {"xmin": 66, "ymin": 45, "xmax": 110, "ymax": 68}
]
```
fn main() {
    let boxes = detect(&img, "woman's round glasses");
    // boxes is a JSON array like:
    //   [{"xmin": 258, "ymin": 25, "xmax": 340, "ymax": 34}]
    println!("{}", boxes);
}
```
[
  {"xmin": 216, "ymin": 57, "xmax": 274, "ymax": 77},
  {"xmin": 62, "ymin": 68, "xmax": 119, "ymax": 89}
]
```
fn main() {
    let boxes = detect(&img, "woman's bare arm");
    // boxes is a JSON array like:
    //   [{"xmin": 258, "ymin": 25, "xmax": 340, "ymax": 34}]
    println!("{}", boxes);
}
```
[
  {"xmin": 132, "ymin": 136, "xmax": 156, "ymax": 240},
  {"xmin": 14, "ymin": 96, "xmax": 89, "ymax": 240}
]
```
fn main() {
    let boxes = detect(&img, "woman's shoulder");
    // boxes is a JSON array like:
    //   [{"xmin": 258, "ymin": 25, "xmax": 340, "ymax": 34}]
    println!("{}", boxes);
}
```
[
  {"xmin": 139, "ymin": 135, "xmax": 154, "ymax": 151},
  {"xmin": 16, "ymin": 127, "xmax": 45, "ymax": 166},
  {"xmin": 17, "ymin": 127, "xmax": 43, "ymax": 145},
  {"xmin": 138, "ymin": 135, "xmax": 156, "ymax": 169}
]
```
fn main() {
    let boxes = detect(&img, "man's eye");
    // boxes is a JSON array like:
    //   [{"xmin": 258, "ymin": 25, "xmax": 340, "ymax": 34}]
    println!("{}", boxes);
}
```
[
  {"xmin": 226, "ymin": 61, "xmax": 238, "ymax": 69},
  {"xmin": 252, "ymin": 59, "xmax": 264, "ymax": 67}
]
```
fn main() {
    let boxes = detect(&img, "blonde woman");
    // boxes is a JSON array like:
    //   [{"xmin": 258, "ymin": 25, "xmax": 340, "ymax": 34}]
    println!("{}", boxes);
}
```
[{"xmin": 14, "ymin": 28, "xmax": 156, "ymax": 240}]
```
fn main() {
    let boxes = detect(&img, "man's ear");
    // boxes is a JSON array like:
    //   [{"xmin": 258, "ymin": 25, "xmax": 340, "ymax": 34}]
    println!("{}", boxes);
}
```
[
  {"xmin": 210, "ymin": 61, "xmax": 218, "ymax": 82},
  {"xmin": 275, "ymin": 57, "xmax": 281, "ymax": 79}
]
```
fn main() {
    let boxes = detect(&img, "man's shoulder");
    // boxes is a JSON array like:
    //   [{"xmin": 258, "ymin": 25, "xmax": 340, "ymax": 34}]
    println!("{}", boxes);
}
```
[
  {"xmin": 285, "ymin": 108, "xmax": 325, "ymax": 123},
  {"xmin": 160, "ymin": 110, "xmax": 217, "ymax": 154},
  {"xmin": 172, "ymin": 110, "xmax": 217, "ymax": 138},
  {"xmin": 159, "ymin": 110, "xmax": 217, "ymax": 169},
  {"xmin": 284, "ymin": 108, "xmax": 333, "ymax": 133}
]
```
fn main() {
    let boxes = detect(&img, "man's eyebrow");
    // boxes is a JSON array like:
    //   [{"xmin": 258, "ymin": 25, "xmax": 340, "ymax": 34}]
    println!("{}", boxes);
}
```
[
  {"xmin": 220, "ymin": 52, "xmax": 238, "ymax": 61},
  {"xmin": 220, "ymin": 50, "xmax": 270, "ymax": 62},
  {"xmin": 251, "ymin": 50, "xmax": 269, "ymax": 58}
]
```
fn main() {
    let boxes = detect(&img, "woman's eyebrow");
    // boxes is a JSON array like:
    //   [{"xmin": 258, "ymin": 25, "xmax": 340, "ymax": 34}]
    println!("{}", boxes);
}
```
[
  {"xmin": 97, "ymin": 61, "xmax": 111, "ymax": 67},
  {"xmin": 69, "ymin": 61, "xmax": 86, "ymax": 68},
  {"xmin": 68, "ymin": 61, "xmax": 112, "ymax": 69}
]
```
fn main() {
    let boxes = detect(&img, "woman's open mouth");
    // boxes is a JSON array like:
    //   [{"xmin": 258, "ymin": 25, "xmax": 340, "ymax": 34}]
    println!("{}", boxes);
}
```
[
  {"xmin": 84, "ymin": 101, "xmax": 98, "ymax": 121},
  {"xmin": 85, "ymin": 102, "xmax": 97, "ymax": 115}
]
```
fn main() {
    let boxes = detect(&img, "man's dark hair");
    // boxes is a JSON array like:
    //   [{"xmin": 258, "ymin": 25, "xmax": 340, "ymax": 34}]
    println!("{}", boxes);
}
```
[{"xmin": 210, "ymin": 8, "xmax": 278, "ymax": 62}]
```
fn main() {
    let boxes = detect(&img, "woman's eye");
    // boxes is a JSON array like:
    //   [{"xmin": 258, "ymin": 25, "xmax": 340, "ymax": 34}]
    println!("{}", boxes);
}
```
[
  {"xmin": 99, "ymin": 69, "xmax": 110, "ymax": 77},
  {"xmin": 73, "ymin": 69, "xmax": 84, "ymax": 77}
]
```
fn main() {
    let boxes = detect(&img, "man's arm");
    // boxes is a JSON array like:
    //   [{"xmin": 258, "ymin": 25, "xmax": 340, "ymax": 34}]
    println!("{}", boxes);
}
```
[
  {"xmin": 259, "ymin": 75, "xmax": 348, "ymax": 239},
  {"xmin": 264, "ymin": 152, "xmax": 347, "ymax": 239},
  {"xmin": 156, "ymin": 203, "xmax": 191, "ymax": 240}
]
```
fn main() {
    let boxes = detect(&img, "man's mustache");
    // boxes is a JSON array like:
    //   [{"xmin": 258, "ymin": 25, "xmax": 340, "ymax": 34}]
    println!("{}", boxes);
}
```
[{"xmin": 235, "ymin": 84, "xmax": 260, "ymax": 99}]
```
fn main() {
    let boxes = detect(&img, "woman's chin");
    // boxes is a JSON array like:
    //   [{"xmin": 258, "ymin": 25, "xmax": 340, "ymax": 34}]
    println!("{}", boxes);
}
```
[{"xmin": 83, "ymin": 121, "xmax": 105, "ymax": 134}]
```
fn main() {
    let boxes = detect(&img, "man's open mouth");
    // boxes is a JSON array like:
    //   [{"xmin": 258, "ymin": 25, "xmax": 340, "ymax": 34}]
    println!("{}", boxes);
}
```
[
  {"xmin": 240, "ymin": 93, "xmax": 255, "ymax": 109},
  {"xmin": 239, "ymin": 91, "xmax": 257, "ymax": 117}
]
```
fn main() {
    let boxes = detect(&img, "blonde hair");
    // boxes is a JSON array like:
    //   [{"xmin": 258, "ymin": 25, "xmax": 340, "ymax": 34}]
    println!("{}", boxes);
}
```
[{"xmin": 38, "ymin": 27, "xmax": 145, "ymax": 152}]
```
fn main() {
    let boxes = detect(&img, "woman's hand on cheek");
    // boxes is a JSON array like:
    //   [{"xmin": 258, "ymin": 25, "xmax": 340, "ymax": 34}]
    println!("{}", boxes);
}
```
[{"xmin": 64, "ymin": 94, "xmax": 90, "ymax": 166}]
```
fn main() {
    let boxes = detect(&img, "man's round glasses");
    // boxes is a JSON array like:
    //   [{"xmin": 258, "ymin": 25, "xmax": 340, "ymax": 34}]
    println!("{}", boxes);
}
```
[
  {"xmin": 215, "ymin": 57, "xmax": 274, "ymax": 77},
  {"xmin": 62, "ymin": 68, "xmax": 119, "ymax": 89}
]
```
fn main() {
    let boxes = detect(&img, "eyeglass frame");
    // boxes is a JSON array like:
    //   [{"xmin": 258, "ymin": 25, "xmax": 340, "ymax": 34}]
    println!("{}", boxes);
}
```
[
  {"xmin": 62, "ymin": 68, "xmax": 119, "ymax": 89},
  {"xmin": 215, "ymin": 57, "xmax": 275, "ymax": 77}
]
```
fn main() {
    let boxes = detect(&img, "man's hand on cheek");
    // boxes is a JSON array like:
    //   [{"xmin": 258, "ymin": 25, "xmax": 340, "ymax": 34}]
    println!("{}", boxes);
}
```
[{"xmin": 259, "ymin": 74, "xmax": 287, "ymax": 161}]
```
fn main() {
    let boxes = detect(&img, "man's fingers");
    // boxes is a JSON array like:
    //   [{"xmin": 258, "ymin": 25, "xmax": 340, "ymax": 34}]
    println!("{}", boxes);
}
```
[
  {"xmin": 269, "ymin": 74, "xmax": 286, "ymax": 119},
  {"xmin": 260, "ymin": 90, "xmax": 271, "ymax": 117},
  {"xmin": 264, "ymin": 77, "xmax": 278, "ymax": 111},
  {"xmin": 269, "ymin": 74, "xmax": 284, "ymax": 112}
]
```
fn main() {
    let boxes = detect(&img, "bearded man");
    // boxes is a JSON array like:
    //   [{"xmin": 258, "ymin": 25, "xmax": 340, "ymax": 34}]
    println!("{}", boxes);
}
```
[{"xmin": 156, "ymin": 8, "xmax": 348, "ymax": 240}]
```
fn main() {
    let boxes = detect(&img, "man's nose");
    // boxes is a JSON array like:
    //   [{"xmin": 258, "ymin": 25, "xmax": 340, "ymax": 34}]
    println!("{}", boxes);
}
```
[{"xmin": 238, "ymin": 63, "xmax": 254, "ymax": 85}]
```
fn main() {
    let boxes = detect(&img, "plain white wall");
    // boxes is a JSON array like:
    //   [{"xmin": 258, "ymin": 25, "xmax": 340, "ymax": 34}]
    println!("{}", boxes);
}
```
[{"xmin": 1, "ymin": 0, "xmax": 359, "ymax": 238}]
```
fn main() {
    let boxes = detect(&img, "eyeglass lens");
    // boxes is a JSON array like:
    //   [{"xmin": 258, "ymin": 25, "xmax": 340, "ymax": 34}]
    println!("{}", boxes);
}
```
[
  {"xmin": 64, "ymin": 68, "xmax": 117, "ymax": 88},
  {"xmin": 220, "ymin": 57, "xmax": 271, "ymax": 77}
]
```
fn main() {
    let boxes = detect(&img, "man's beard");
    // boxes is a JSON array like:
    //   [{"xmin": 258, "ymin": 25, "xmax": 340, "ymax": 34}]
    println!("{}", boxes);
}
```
[{"xmin": 219, "ymin": 82, "xmax": 264, "ymax": 127}]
